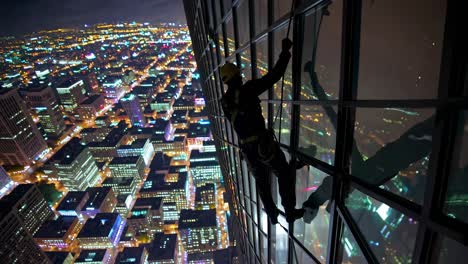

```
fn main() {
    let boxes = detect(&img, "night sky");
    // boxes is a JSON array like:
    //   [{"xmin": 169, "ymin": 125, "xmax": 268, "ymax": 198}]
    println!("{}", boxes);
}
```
[{"xmin": 0, "ymin": 0, "xmax": 186, "ymax": 36}]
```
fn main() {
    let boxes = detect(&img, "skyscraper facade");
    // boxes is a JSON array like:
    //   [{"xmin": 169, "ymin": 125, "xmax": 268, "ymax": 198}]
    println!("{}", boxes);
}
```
[
  {"xmin": 56, "ymin": 79, "xmax": 86, "ymax": 112},
  {"xmin": 183, "ymin": 0, "xmax": 466, "ymax": 263},
  {"xmin": 121, "ymin": 93, "xmax": 146, "ymax": 127},
  {"xmin": 23, "ymin": 85, "xmax": 66, "ymax": 138},
  {"xmin": 0, "ymin": 88, "xmax": 47, "ymax": 166}
]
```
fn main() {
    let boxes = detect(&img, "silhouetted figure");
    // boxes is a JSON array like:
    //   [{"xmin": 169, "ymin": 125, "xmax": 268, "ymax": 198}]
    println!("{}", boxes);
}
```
[{"xmin": 220, "ymin": 38, "xmax": 306, "ymax": 224}]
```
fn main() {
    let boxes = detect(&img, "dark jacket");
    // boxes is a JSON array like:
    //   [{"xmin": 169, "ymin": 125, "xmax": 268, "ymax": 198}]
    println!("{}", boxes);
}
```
[{"xmin": 221, "ymin": 51, "xmax": 291, "ymax": 141}]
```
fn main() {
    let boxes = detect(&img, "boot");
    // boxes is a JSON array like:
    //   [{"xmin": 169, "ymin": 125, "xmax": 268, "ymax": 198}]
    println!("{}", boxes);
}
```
[
  {"xmin": 302, "ymin": 176, "xmax": 332, "ymax": 223},
  {"xmin": 286, "ymin": 208, "xmax": 305, "ymax": 223}
]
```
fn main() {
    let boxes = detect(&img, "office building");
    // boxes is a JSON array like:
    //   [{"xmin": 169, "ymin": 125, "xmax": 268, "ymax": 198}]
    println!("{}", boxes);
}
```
[
  {"xmin": 128, "ymin": 197, "xmax": 164, "ymax": 235},
  {"xmin": 33, "ymin": 216, "xmax": 82, "ymax": 251},
  {"xmin": 45, "ymin": 252, "xmax": 74, "ymax": 264},
  {"xmin": 121, "ymin": 93, "xmax": 146, "ymax": 127},
  {"xmin": 81, "ymin": 187, "xmax": 117, "ymax": 218},
  {"xmin": 77, "ymin": 94, "xmax": 105, "ymax": 120},
  {"xmin": 109, "ymin": 156, "xmax": 145, "ymax": 182},
  {"xmin": 0, "ymin": 184, "xmax": 53, "ymax": 235},
  {"xmin": 146, "ymin": 233, "xmax": 178, "ymax": 264},
  {"xmin": 0, "ymin": 88, "xmax": 47, "ymax": 166},
  {"xmin": 77, "ymin": 213, "xmax": 126, "ymax": 249},
  {"xmin": 87, "ymin": 121, "xmax": 128, "ymax": 161},
  {"xmin": 102, "ymin": 76, "xmax": 125, "ymax": 103},
  {"xmin": 190, "ymin": 160, "xmax": 222, "ymax": 187},
  {"xmin": 0, "ymin": 166, "xmax": 15, "ymax": 199},
  {"xmin": 179, "ymin": 209, "xmax": 218, "ymax": 254},
  {"xmin": 117, "ymin": 138, "xmax": 155, "ymax": 166},
  {"xmin": 56, "ymin": 79, "xmax": 86, "ymax": 112},
  {"xmin": 184, "ymin": 0, "xmax": 466, "ymax": 263},
  {"xmin": 195, "ymin": 183, "xmax": 217, "ymax": 210},
  {"xmin": 188, "ymin": 252, "xmax": 214, "ymax": 264},
  {"xmin": 0, "ymin": 212, "xmax": 50, "ymax": 263},
  {"xmin": 75, "ymin": 249, "xmax": 116, "ymax": 264},
  {"xmin": 23, "ymin": 85, "xmax": 66, "ymax": 138},
  {"xmin": 116, "ymin": 247, "xmax": 149, "ymax": 264},
  {"xmin": 56, "ymin": 191, "xmax": 89, "ymax": 217},
  {"xmin": 48, "ymin": 138, "xmax": 100, "ymax": 191},
  {"xmin": 80, "ymin": 127, "xmax": 112, "ymax": 144}
]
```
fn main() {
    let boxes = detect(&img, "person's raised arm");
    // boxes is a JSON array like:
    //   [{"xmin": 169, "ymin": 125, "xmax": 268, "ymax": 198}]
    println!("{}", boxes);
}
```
[{"xmin": 250, "ymin": 38, "xmax": 292, "ymax": 96}]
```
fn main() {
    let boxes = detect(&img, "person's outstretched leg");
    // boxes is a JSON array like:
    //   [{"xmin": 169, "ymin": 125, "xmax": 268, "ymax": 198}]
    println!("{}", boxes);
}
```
[
  {"xmin": 267, "ymin": 143, "xmax": 304, "ymax": 223},
  {"xmin": 242, "ymin": 144, "xmax": 280, "ymax": 224}
]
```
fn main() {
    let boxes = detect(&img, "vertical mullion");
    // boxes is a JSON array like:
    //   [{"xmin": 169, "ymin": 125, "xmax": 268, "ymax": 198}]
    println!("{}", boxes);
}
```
[
  {"xmin": 413, "ymin": 0, "xmax": 466, "ymax": 262},
  {"xmin": 267, "ymin": 1, "xmax": 274, "ymax": 264},
  {"xmin": 327, "ymin": 0, "xmax": 366, "ymax": 263}
]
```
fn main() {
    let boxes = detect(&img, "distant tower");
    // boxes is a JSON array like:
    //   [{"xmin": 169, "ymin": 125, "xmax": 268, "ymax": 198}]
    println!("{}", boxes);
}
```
[
  {"xmin": 55, "ymin": 79, "xmax": 86, "ymax": 112},
  {"xmin": 0, "ymin": 88, "xmax": 47, "ymax": 166},
  {"xmin": 24, "ymin": 85, "xmax": 66, "ymax": 138},
  {"xmin": 121, "ymin": 93, "xmax": 146, "ymax": 127}
]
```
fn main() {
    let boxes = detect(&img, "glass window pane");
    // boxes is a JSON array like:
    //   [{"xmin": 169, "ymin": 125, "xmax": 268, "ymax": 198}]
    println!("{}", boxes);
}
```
[
  {"xmin": 215, "ymin": 0, "xmax": 222, "ymax": 25},
  {"xmin": 345, "ymin": 189, "xmax": 419, "ymax": 263},
  {"xmin": 437, "ymin": 236, "xmax": 468, "ymax": 263},
  {"xmin": 274, "ymin": 0, "xmax": 293, "ymax": 22},
  {"xmin": 273, "ymin": 102, "xmax": 291, "ymax": 146},
  {"xmin": 352, "ymin": 108, "xmax": 435, "ymax": 204},
  {"xmin": 217, "ymin": 25, "xmax": 226, "ymax": 61},
  {"xmin": 256, "ymin": 36, "xmax": 269, "ymax": 100},
  {"xmin": 261, "ymin": 101, "xmax": 268, "ymax": 127},
  {"xmin": 299, "ymin": 104, "xmax": 337, "ymax": 165},
  {"xmin": 240, "ymin": 47, "xmax": 252, "ymax": 80},
  {"xmin": 274, "ymin": 216, "xmax": 289, "ymax": 264},
  {"xmin": 236, "ymin": 0, "xmax": 250, "ymax": 47},
  {"xmin": 294, "ymin": 166, "xmax": 331, "ymax": 263},
  {"xmin": 444, "ymin": 111, "xmax": 468, "ymax": 222},
  {"xmin": 254, "ymin": 0, "xmax": 268, "ymax": 35},
  {"xmin": 226, "ymin": 15, "xmax": 236, "ymax": 56},
  {"xmin": 261, "ymin": 233, "xmax": 268, "ymax": 263},
  {"xmin": 301, "ymin": 1, "xmax": 342, "ymax": 100},
  {"xmin": 223, "ymin": 0, "xmax": 232, "ymax": 15},
  {"xmin": 260, "ymin": 208, "xmax": 268, "ymax": 234},
  {"xmin": 357, "ymin": 0, "xmax": 446, "ymax": 99},
  {"xmin": 274, "ymin": 24, "xmax": 293, "ymax": 100},
  {"xmin": 275, "ymin": 150, "xmax": 291, "ymax": 212},
  {"xmin": 340, "ymin": 224, "xmax": 369, "ymax": 264}
]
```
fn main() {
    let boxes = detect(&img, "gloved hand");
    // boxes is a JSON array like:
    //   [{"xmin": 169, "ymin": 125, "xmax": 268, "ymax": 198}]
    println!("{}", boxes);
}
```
[{"xmin": 282, "ymin": 38, "xmax": 293, "ymax": 51}]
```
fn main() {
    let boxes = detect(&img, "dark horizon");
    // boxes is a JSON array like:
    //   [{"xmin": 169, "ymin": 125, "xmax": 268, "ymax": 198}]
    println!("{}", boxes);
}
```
[{"xmin": 0, "ymin": 0, "xmax": 186, "ymax": 37}]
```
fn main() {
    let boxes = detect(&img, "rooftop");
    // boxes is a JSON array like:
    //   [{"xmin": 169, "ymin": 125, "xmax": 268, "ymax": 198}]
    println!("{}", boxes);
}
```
[
  {"xmin": 75, "ymin": 249, "xmax": 108, "ymax": 262},
  {"xmin": 82, "ymin": 187, "xmax": 113, "ymax": 211},
  {"xmin": 147, "ymin": 233, "xmax": 177, "ymax": 261},
  {"xmin": 56, "ymin": 191, "xmax": 88, "ymax": 212},
  {"xmin": 179, "ymin": 209, "xmax": 217, "ymax": 229},
  {"xmin": 77, "ymin": 213, "xmax": 121, "ymax": 238},
  {"xmin": 34, "ymin": 216, "xmax": 77, "ymax": 239}
]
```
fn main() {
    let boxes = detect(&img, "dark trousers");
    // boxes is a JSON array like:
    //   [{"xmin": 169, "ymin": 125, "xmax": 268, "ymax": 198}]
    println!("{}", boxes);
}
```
[{"xmin": 241, "ymin": 139, "xmax": 296, "ymax": 218}]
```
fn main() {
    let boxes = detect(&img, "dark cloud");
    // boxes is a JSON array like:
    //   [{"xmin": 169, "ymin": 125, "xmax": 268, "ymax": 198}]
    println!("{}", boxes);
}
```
[{"xmin": 0, "ymin": 0, "xmax": 186, "ymax": 36}]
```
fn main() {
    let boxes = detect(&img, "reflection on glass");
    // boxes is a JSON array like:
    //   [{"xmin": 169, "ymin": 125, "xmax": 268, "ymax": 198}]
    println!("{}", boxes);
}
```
[
  {"xmin": 345, "ymin": 189, "xmax": 418, "ymax": 263},
  {"xmin": 274, "ymin": 0, "xmax": 293, "ymax": 21},
  {"xmin": 357, "ymin": 0, "xmax": 446, "ymax": 99},
  {"xmin": 301, "ymin": 0, "xmax": 342, "ymax": 100},
  {"xmin": 352, "ymin": 108, "xmax": 435, "ymax": 204},
  {"xmin": 255, "ymin": 0, "xmax": 268, "ymax": 35},
  {"xmin": 223, "ymin": 0, "xmax": 232, "ymax": 15},
  {"xmin": 261, "ymin": 101, "xmax": 268, "ymax": 127},
  {"xmin": 294, "ymin": 241, "xmax": 316, "ymax": 264},
  {"xmin": 214, "ymin": 0, "xmax": 222, "ymax": 24},
  {"xmin": 236, "ymin": 0, "xmax": 250, "ymax": 47},
  {"xmin": 260, "ymin": 208, "xmax": 268, "ymax": 234},
  {"xmin": 226, "ymin": 16, "xmax": 236, "ymax": 56},
  {"xmin": 272, "ymin": 102, "xmax": 291, "ymax": 146},
  {"xmin": 274, "ymin": 24, "xmax": 293, "ymax": 100},
  {"xmin": 274, "ymin": 216, "xmax": 289, "ymax": 264},
  {"xmin": 294, "ymin": 166, "xmax": 330, "ymax": 263},
  {"xmin": 299, "ymin": 105, "xmax": 337, "ymax": 165},
  {"xmin": 261, "ymin": 233, "xmax": 268, "ymax": 263},
  {"xmin": 438, "ymin": 236, "xmax": 467, "ymax": 263},
  {"xmin": 217, "ymin": 25, "xmax": 225, "ymax": 60},
  {"xmin": 340, "ymin": 225, "xmax": 368, "ymax": 264},
  {"xmin": 241, "ymin": 47, "xmax": 252, "ymax": 80},
  {"xmin": 444, "ymin": 111, "xmax": 468, "ymax": 223},
  {"xmin": 256, "ymin": 36, "xmax": 269, "ymax": 100}
]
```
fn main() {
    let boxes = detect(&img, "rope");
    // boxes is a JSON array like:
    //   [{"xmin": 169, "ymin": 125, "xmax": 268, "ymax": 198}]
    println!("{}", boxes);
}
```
[{"xmin": 272, "ymin": 0, "xmax": 296, "ymax": 144}]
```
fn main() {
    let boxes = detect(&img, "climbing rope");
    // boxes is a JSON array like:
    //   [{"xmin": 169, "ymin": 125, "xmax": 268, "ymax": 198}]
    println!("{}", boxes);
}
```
[{"xmin": 272, "ymin": 0, "xmax": 297, "ymax": 145}]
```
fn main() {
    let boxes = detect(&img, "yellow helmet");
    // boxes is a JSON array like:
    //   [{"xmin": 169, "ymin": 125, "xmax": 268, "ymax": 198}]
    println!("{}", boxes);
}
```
[{"xmin": 220, "ymin": 62, "xmax": 240, "ymax": 83}]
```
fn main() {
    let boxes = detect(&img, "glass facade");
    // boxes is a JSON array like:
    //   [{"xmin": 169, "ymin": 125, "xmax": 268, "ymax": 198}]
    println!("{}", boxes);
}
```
[{"xmin": 183, "ymin": 0, "xmax": 466, "ymax": 263}]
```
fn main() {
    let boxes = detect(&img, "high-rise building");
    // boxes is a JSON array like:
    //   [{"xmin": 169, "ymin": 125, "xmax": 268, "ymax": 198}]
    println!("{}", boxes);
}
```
[
  {"xmin": 0, "ymin": 88, "xmax": 47, "ymax": 166},
  {"xmin": 195, "ymin": 183, "xmax": 217, "ymax": 210},
  {"xmin": 109, "ymin": 156, "xmax": 146, "ymax": 183},
  {"xmin": 189, "ymin": 150, "xmax": 222, "ymax": 187},
  {"xmin": 77, "ymin": 94, "xmax": 105, "ymax": 120},
  {"xmin": 146, "ymin": 233, "xmax": 178, "ymax": 264},
  {"xmin": 48, "ymin": 138, "xmax": 100, "ymax": 191},
  {"xmin": 102, "ymin": 76, "xmax": 125, "ymax": 103},
  {"xmin": 0, "ymin": 166, "xmax": 15, "ymax": 198},
  {"xmin": 0, "ymin": 184, "xmax": 53, "ymax": 263},
  {"xmin": 121, "ymin": 93, "xmax": 146, "ymax": 127},
  {"xmin": 33, "ymin": 216, "xmax": 82, "ymax": 251},
  {"xmin": 23, "ymin": 85, "xmax": 66, "ymax": 138},
  {"xmin": 81, "ymin": 187, "xmax": 117, "ymax": 218},
  {"xmin": 75, "ymin": 249, "xmax": 116, "ymax": 264},
  {"xmin": 56, "ymin": 79, "xmax": 86, "ymax": 112},
  {"xmin": 77, "ymin": 213, "xmax": 126, "ymax": 249},
  {"xmin": 0, "ymin": 184, "xmax": 53, "ymax": 235},
  {"xmin": 179, "ymin": 209, "xmax": 218, "ymax": 254},
  {"xmin": 184, "ymin": 0, "xmax": 466, "ymax": 263},
  {"xmin": 116, "ymin": 247, "xmax": 149, "ymax": 264},
  {"xmin": 117, "ymin": 138, "xmax": 155, "ymax": 166}
]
